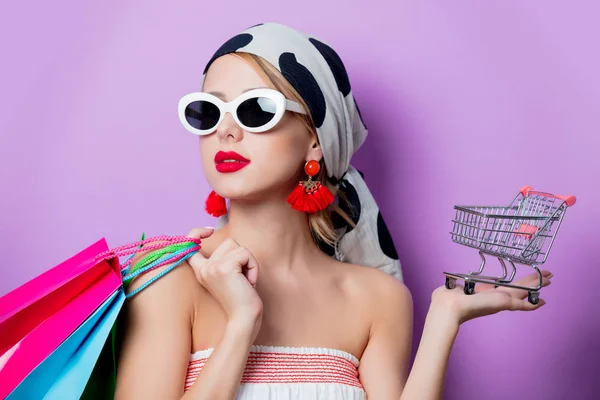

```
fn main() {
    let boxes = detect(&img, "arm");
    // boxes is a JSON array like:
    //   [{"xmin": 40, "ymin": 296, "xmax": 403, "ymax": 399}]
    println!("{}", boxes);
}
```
[
  {"xmin": 358, "ymin": 277, "xmax": 413, "ymax": 399},
  {"xmin": 116, "ymin": 232, "xmax": 263, "ymax": 400},
  {"xmin": 401, "ymin": 270, "xmax": 552, "ymax": 400},
  {"xmin": 399, "ymin": 305, "xmax": 459, "ymax": 400},
  {"xmin": 115, "ymin": 260, "xmax": 259, "ymax": 400},
  {"xmin": 182, "ymin": 311, "xmax": 259, "ymax": 399},
  {"xmin": 359, "ymin": 278, "xmax": 458, "ymax": 400},
  {"xmin": 183, "ymin": 237, "xmax": 263, "ymax": 399},
  {"xmin": 360, "ymin": 271, "xmax": 551, "ymax": 400},
  {"xmin": 114, "ymin": 261, "xmax": 196, "ymax": 399}
]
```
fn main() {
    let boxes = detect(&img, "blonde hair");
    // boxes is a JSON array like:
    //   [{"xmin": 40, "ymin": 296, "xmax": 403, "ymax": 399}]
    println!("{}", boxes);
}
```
[{"xmin": 232, "ymin": 52, "xmax": 356, "ymax": 249}]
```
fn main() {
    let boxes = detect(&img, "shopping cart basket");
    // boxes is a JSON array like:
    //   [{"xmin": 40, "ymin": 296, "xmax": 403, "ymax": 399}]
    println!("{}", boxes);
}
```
[{"xmin": 444, "ymin": 185, "xmax": 576, "ymax": 304}]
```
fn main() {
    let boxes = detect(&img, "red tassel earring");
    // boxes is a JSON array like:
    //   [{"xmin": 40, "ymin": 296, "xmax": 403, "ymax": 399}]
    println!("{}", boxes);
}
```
[
  {"xmin": 287, "ymin": 160, "xmax": 334, "ymax": 213},
  {"xmin": 205, "ymin": 190, "xmax": 227, "ymax": 217}
]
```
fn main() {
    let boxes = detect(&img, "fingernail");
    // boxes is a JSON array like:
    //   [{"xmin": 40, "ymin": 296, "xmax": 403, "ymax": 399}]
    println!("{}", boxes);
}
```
[
  {"xmin": 548, "ymin": 274, "xmax": 554, "ymax": 279},
  {"xmin": 203, "ymin": 226, "xmax": 215, "ymax": 230}
]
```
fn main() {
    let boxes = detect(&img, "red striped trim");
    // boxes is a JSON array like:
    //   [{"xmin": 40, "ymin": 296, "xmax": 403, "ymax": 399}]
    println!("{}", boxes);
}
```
[{"xmin": 184, "ymin": 351, "xmax": 362, "ymax": 391}]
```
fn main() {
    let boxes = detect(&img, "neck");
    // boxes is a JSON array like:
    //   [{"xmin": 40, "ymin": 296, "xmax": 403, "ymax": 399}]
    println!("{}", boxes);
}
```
[{"xmin": 219, "ymin": 195, "xmax": 326, "ymax": 273}]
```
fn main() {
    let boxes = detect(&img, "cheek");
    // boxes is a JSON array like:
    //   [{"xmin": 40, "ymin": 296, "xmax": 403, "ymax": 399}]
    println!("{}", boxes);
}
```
[
  {"xmin": 253, "ymin": 133, "xmax": 307, "ymax": 177},
  {"xmin": 268, "ymin": 116, "xmax": 311, "ymax": 158},
  {"xmin": 199, "ymin": 137, "xmax": 218, "ymax": 173}
]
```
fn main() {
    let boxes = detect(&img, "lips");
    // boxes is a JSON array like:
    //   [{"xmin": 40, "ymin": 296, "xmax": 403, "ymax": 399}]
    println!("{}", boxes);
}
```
[{"xmin": 214, "ymin": 151, "xmax": 251, "ymax": 173}]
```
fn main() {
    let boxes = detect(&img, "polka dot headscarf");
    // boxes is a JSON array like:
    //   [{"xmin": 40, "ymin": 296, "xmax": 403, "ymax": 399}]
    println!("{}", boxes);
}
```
[{"xmin": 201, "ymin": 23, "xmax": 402, "ymax": 280}]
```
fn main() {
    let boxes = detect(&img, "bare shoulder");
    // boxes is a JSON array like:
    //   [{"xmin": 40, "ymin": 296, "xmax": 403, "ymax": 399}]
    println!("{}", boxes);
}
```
[
  {"xmin": 124, "ymin": 227, "xmax": 227, "ymax": 303},
  {"xmin": 342, "ymin": 264, "xmax": 413, "ymax": 395},
  {"xmin": 123, "ymin": 247, "xmax": 200, "ymax": 318},
  {"xmin": 335, "ymin": 261, "xmax": 412, "ymax": 315},
  {"xmin": 121, "ymin": 232, "xmax": 230, "ymax": 352},
  {"xmin": 115, "ymin": 246, "xmax": 200, "ymax": 398}
]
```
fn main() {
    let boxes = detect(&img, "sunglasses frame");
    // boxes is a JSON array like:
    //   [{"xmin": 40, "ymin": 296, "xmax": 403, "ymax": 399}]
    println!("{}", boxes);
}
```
[{"xmin": 178, "ymin": 88, "xmax": 307, "ymax": 136}]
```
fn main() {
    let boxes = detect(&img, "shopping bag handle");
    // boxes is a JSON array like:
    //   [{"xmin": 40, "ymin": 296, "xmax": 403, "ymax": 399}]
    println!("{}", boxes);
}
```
[
  {"xmin": 92, "ymin": 235, "xmax": 202, "ymax": 298},
  {"xmin": 519, "ymin": 185, "xmax": 577, "ymax": 207},
  {"xmin": 93, "ymin": 235, "xmax": 201, "ymax": 263}
]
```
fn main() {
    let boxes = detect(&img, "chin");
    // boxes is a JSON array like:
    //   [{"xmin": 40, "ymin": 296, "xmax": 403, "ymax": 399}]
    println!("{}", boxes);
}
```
[
  {"xmin": 210, "ymin": 179, "xmax": 258, "ymax": 199},
  {"xmin": 212, "ymin": 180, "xmax": 283, "ymax": 203},
  {"xmin": 205, "ymin": 163, "xmax": 294, "ymax": 201}
]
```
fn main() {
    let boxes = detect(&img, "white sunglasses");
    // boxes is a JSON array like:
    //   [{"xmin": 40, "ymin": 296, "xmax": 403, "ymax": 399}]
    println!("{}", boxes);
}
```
[{"xmin": 178, "ymin": 88, "xmax": 307, "ymax": 135}]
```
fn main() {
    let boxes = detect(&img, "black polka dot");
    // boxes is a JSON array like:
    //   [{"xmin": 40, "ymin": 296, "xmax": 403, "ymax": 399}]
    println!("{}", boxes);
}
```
[
  {"xmin": 377, "ymin": 211, "xmax": 399, "ymax": 260},
  {"xmin": 203, "ymin": 33, "xmax": 254, "ymax": 75},
  {"xmin": 357, "ymin": 169, "xmax": 365, "ymax": 179},
  {"xmin": 278, "ymin": 52, "xmax": 326, "ymax": 128},
  {"xmin": 247, "ymin": 23, "xmax": 264, "ymax": 28},
  {"xmin": 331, "ymin": 179, "xmax": 361, "ymax": 233},
  {"xmin": 354, "ymin": 98, "xmax": 367, "ymax": 129},
  {"xmin": 309, "ymin": 38, "xmax": 351, "ymax": 97}
]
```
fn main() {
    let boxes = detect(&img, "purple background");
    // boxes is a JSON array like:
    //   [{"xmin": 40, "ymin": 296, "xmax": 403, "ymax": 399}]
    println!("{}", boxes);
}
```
[{"xmin": 1, "ymin": 1, "xmax": 598, "ymax": 398}]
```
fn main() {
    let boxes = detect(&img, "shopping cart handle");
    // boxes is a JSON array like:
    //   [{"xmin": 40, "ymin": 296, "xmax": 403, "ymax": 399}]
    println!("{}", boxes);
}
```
[{"xmin": 519, "ymin": 185, "xmax": 577, "ymax": 207}]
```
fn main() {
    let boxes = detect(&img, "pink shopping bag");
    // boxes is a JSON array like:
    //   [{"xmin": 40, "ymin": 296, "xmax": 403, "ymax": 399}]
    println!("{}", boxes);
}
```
[{"xmin": 0, "ymin": 238, "xmax": 121, "ymax": 399}]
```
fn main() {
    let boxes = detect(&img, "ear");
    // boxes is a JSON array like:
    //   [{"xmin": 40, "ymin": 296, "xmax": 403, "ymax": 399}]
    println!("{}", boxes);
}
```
[{"xmin": 306, "ymin": 139, "xmax": 323, "ymax": 162}]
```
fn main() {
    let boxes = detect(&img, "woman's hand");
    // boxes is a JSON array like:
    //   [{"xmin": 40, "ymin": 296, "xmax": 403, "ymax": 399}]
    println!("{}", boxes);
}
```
[
  {"xmin": 187, "ymin": 228, "xmax": 263, "ymax": 338},
  {"xmin": 432, "ymin": 270, "xmax": 553, "ymax": 325}
]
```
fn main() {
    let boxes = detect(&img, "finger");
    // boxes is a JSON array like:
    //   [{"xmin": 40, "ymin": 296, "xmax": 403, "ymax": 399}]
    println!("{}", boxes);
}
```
[
  {"xmin": 474, "ymin": 282, "xmax": 497, "ymax": 293},
  {"xmin": 474, "ymin": 269, "xmax": 554, "ymax": 294},
  {"xmin": 187, "ymin": 227, "xmax": 215, "ymax": 240},
  {"xmin": 243, "ymin": 252, "xmax": 260, "ymax": 287},
  {"xmin": 497, "ymin": 275, "xmax": 552, "ymax": 299},
  {"xmin": 231, "ymin": 247, "xmax": 260, "ymax": 287},
  {"xmin": 211, "ymin": 238, "xmax": 240, "ymax": 259},
  {"xmin": 186, "ymin": 228, "xmax": 215, "ymax": 266},
  {"xmin": 188, "ymin": 252, "xmax": 207, "ymax": 273},
  {"xmin": 540, "ymin": 269, "xmax": 553, "ymax": 278},
  {"xmin": 509, "ymin": 296, "xmax": 547, "ymax": 311}
]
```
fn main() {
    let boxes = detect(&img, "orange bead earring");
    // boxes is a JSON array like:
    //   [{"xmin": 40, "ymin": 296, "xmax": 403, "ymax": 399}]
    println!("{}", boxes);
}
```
[{"xmin": 287, "ymin": 160, "xmax": 334, "ymax": 213}]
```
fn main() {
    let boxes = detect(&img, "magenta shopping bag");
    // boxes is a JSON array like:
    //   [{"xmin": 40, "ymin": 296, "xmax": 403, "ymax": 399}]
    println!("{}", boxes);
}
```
[
  {"xmin": 0, "ymin": 235, "xmax": 201, "ymax": 399},
  {"xmin": 0, "ymin": 239, "xmax": 121, "ymax": 399}
]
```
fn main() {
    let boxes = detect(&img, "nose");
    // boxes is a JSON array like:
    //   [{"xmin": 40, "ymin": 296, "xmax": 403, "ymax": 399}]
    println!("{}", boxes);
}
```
[{"xmin": 216, "ymin": 112, "xmax": 243, "ymax": 142}]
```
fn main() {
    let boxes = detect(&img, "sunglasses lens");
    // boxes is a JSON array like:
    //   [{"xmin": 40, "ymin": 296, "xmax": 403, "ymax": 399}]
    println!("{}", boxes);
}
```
[
  {"xmin": 237, "ymin": 97, "xmax": 277, "ymax": 129},
  {"xmin": 184, "ymin": 100, "xmax": 220, "ymax": 131}
]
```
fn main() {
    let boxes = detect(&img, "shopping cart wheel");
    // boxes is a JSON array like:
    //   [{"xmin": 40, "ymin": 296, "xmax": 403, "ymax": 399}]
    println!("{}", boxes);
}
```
[
  {"xmin": 528, "ymin": 291, "xmax": 539, "ymax": 305},
  {"xmin": 464, "ymin": 281, "xmax": 476, "ymax": 295},
  {"xmin": 445, "ymin": 277, "xmax": 456, "ymax": 289}
]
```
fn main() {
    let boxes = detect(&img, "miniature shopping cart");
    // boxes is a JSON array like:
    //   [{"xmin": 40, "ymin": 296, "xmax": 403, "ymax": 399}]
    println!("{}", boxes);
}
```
[{"xmin": 444, "ymin": 185, "xmax": 576, "ymax": 304}]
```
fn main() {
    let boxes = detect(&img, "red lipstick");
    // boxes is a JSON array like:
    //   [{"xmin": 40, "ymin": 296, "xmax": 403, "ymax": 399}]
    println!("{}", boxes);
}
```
[{"xmin": 214, "ymin": 151, "xmax": 251, "ymax": 173}]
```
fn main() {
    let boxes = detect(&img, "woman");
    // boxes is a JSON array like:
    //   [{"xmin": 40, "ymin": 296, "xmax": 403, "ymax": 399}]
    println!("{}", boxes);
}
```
[{"xmin": 115, "ymin": 23, "xmax": 551, "ymax": 399}]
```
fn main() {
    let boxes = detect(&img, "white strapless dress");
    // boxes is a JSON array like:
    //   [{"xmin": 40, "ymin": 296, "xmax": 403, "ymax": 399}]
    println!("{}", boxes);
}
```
[{"xmin": 185, "ymin": 345, "xmax": 366, "ymax": 399}]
